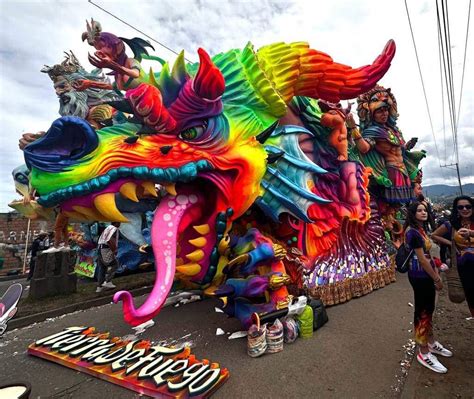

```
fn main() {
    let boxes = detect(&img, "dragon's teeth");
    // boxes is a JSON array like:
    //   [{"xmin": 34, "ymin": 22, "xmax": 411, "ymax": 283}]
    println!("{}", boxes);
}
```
[
  {"xmin": 94, "ymin": 193, "xmax": 129, "ymax": 222},
  {"xmin": 163, "ymin": 183, "xmax": 177, "ymax": 196},
  {"xmin": 119, "ymin": 182, "xmax": 139, "ymax": 202},
  {"xmin": 193, "ymin": 224, "xmax": 210, "ymax": 235},
  {"xmin": 176, "ymin": 263, "xmax": 201, "ymax": 276},
  {"xmin": 188, "ymin": 237, "xmax": 207, "ymax": 248},
  {"xmin": 185, "ymin": 249, "xmax": 204, "ymax": 262},
  {"xmin": 141, "ymin": 181, "xmax": 158, "ymax": 197}
]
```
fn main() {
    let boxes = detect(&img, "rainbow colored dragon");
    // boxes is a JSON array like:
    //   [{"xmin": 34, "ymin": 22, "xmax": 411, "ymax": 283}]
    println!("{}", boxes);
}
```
[{"xmin": 20, "ymin": 34, "xmax": 399, "ymax": 327}]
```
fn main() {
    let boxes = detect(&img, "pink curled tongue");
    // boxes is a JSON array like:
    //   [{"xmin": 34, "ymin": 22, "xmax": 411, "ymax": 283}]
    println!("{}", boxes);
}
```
[{"xmin": 113, "ymin": 193, "xmax": 198, "ymax": 327}]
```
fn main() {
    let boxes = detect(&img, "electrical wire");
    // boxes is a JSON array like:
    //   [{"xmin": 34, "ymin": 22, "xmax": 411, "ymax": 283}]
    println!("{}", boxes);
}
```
[
  {"xmin": 437, "ymin": 27, "xmax": 447, "ymax": 163},
  {"xmin": 404, "ymin": 0, "xmax": 442, "ymax": 168},
  {"xmin": 437, "ymin": 0, "xmax": 458, "ymax": 164},
  {"xmin": 456, "ymin": 0, "xmax": 471, "ymax": 135}
]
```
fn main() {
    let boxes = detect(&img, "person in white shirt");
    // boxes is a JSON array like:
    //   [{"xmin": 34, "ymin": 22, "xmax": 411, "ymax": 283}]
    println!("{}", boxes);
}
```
[{"xmin": 96, "ymin": 222, "xmax": 120, "ymax": 292}]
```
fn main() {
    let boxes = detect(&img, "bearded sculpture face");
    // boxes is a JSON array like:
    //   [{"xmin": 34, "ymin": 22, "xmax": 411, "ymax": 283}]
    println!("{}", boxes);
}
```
[
  {"xmin": 42, "ymin": 52, "xmax": 117, "ymax": 122},
  {"xmin": 55, "ymin": 76, "xmax": 89, "ymax": 119}
]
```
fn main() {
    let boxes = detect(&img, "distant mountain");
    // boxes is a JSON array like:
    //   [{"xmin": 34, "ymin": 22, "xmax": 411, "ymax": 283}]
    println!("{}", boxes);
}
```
[{"xmin": 424, "ymin": 184, "xmax": 474, "ymax": 197}]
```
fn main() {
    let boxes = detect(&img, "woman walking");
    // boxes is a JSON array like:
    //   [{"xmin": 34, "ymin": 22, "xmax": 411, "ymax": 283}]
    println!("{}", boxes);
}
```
[
  {"xmin": 404, "ymin": 201, "xmax": 452, "ymax": 374},
  {"xmin": 432, "ymin": 196, "xmax": 474, "ymax": 317}
]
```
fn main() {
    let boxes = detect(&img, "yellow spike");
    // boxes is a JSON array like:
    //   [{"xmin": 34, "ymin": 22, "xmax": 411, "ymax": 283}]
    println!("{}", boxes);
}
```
[
  {"xmin": 185, "ymin": 249, "xmax": 204, "ymax": 262},
  {"xmin": 188, "ymin": 237, "xmax": 207, "ymax": 248},
  {"xmin": 119, "ymin": 182, "xmax": 139, "ymax": 202},
  {"xmin": 148, "ymin": 66, "xmax": 158, "ymax": 88},
  {"xmin": 176, "ymin": 257, "xmax": 184, "ymax": 266},
  {"xmin": 193, "ymin": 224, "xmax": 210, "ymax": 235},
  {"xmin": 141, "ymin": 181, "xmax": 158, "ymax": 197},
  {"xmin": 164, "ymin": 183, "xmax": 177, "ymax": 196},
  {"xmin": 176, "ymin": 263, "xmax": 201, "ymax": 276},
  {"xmin": 72, "ymin": 206, "xmax": 104, "ymax": 221},
  {"xmin": 93, "ymin": 193, "xmax": 129, "ymax": 222}
]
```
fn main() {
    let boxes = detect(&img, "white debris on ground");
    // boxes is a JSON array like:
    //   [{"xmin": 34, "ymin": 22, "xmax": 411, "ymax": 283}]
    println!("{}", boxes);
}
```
[
  {"xmin": 215, "ymin": 307, "xmax": 224, "ymax": 313},
  {"xmin": 155, "ymin": 332, "xmax": 198, "ymax": 349},
  {"xmin": 408, "ymin": 302, "xmax": 414, "ymax": 307},
  {"xmin": 215, "ymin": 328, "xmax": 225, "ymax": 336},
  {"xmin": 391, "ymin": 338, "xmax": 416, "ymax": 394},
  {"xmin": 132, "ymin": 319, "xmax": 155, "ymax": 335},
  {"xmin": 228, "ymin": 331, "xmax": 247, "ymax": 340}
]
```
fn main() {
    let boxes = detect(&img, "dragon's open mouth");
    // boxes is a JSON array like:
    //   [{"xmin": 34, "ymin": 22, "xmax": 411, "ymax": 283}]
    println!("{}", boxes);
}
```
[
  {"xmin": 112, "ymin": 177, "xmax": 227, "ymax": 326},
  {"xmin": 39, "ymin": 162, "xmax": 233, "ymax": 326}
]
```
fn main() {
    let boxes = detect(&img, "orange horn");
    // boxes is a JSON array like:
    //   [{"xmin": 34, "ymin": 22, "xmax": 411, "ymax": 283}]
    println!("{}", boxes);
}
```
[{"xmin": 256, "ymin": 40, "xmax": 396, "ymax": 104}]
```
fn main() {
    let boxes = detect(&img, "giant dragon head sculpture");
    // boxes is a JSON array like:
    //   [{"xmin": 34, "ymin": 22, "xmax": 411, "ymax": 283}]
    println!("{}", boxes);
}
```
[{"xmin": 22, "ymin": 40, "xmax": 396, "ymax": 326}]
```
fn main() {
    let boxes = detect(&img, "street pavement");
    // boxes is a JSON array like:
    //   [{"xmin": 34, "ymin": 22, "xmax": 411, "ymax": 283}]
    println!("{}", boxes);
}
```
[{"xmin": 0, "ymin": 275, "xmax": 416, "ymax": 398}]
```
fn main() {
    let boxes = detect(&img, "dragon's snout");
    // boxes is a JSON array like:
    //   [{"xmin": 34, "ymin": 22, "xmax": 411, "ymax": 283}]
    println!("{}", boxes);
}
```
[{"xmin": 24, "ymin": 116, "xmax": 98, "ymax": 173}]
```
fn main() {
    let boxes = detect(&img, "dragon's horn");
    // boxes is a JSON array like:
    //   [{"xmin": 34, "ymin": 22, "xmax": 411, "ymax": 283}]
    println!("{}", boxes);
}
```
[
  {"xmin": 256, "ymin": 40, "xmax": 396, "ymax": 107},
  {"xmin": 193, "ymin": 48, "xmax": 225, "ymax": 101}
]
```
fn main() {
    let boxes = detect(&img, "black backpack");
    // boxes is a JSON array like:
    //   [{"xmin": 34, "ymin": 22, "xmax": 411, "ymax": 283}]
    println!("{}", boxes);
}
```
[
  {"xmin": 395, "ymin": 229, "xmax": 415, "ymax": 274},
  {"xmin": 307, "ymin": 298, "xmax": 329, "ymax": 330}
]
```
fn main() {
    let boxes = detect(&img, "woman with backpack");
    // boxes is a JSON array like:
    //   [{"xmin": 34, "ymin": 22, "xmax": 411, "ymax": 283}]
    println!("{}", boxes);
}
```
[
  {"xmin": 404, "ymin": 201, "xmax": 452, "ymax": 374},
  {"xmin": 432, "ymin": 196, "xmax": 474, "ymax": 317}
]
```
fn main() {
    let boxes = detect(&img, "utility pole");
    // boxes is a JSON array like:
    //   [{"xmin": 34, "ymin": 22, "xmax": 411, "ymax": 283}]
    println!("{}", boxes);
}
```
[{"xmin": 440, "ymin": 163, "xmax": 463, "ymax": 195}]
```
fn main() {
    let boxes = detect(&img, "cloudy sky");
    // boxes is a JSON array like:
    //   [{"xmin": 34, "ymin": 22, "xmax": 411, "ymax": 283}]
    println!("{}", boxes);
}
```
[{"xmin": 0, "ymin": 0, "xmax": 472, "ymax": 212}]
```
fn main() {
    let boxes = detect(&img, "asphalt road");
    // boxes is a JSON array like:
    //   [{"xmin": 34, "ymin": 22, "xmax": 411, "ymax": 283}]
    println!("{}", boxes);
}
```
[{"xmin": 0, "ymin": 276, "xmax": 415, "ymax": 398}]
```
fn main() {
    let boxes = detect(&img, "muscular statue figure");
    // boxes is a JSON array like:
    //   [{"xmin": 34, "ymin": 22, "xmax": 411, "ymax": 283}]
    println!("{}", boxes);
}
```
[{"xmin": 346, "ymin": 85, "xmax": 425, "ymax": 204}]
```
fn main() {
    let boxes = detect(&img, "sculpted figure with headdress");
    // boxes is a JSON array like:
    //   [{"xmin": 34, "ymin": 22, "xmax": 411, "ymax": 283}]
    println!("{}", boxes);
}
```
[{"xmin": 346, "ymin": 85, "xmax": 425, "ymax": 205}]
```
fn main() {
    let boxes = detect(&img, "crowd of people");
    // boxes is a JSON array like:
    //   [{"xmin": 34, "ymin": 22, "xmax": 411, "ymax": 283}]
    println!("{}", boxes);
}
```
[
  {"xmin": 402, "ymin": 195, "xmax": 474, "ymax": 374},
  {"xmin": 27, "ymin": 222, "xmax": 121, "ymax": 292}
]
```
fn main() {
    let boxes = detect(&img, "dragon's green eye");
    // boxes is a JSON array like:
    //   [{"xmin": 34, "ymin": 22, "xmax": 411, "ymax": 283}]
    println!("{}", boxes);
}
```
[{"xmin": 179, "ymin": 124, "xmax": 206, "ymax": 141}]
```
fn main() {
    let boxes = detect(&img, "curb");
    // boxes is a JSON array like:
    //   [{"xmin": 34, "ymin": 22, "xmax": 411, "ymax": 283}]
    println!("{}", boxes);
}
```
[
  {"xmin": 8, "ymin": 286, "xmax": 153, "ymax": 330},
  {"xmin": 0, "ymin": 274, "xmax": 27, "ymax": 282}
]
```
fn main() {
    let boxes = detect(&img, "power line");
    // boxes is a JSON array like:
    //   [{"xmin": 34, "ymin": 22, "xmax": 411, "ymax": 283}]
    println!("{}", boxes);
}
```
[
  {"xmin": 444, "ymin": 0, "xmax": 459, "ymax": 163},
  {"xmin": 437, "ymin": 24, "xmax": 447, "ymax": 163},
  {"xmin": 436, "ymin": 2, "xmax": 456, "ymax": 163},
  {"xmin": 404, "ymin": 0, "xmax": 442, "ymax": 168},
  {"xmin": 437, "ymin": 0, "xmax": 459, "ymax": 165},
  {"xmin": 456, "ymin": 0, "xmax": 472, "ymax": 133},
  {"xmin": 436, "ymin": 0, "xmax": 469, "ymax": 193},
  {"xmin": 88, "ymin": 0, "xmax": 194, "ymax": 63}
]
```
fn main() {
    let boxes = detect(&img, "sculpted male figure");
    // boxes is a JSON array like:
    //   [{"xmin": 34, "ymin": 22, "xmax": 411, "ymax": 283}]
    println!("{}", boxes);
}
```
[{"xmin": 346, "ymin": 85, "xmax": 424, "ymax": 204}]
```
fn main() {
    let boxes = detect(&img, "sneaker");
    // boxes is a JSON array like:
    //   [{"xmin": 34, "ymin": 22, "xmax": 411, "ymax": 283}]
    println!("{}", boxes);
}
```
[
  {"xmin": 42, "ymin": 247, "xmax": 60, "ymax": 254},
  {"xmin": 417, "ymin": 351, "xmax": 448, "ymax": 373},
  {"xmin": 429, "ymin": 341, "xmax": 453, "ymax": 357},
  {"xmin": 96, "ymin": 287, "xmax": 103, "ymax": 293},
  {"xmin": 102, "ymin": 282, "xmax": 116, "ymax": 289}
]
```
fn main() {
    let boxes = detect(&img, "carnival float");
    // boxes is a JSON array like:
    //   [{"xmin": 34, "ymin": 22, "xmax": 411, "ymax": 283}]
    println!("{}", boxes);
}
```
[{"xmin": 10, "ymin": 19, "xmax": 425, "ymax": 329}]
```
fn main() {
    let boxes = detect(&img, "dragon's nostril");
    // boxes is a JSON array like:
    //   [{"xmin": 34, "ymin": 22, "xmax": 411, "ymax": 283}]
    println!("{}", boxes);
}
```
[
  {"xmin": 160, "ymin": 145, "xmax": 173, "ymax": 155},
  {"xmin": 23, "ymin": 116, "xmax": 99, "ymax": 173}
]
